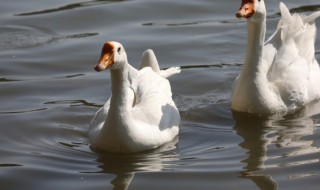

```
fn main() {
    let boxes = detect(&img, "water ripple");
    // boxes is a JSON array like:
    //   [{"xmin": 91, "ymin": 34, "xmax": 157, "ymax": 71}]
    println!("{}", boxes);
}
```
[
  {"xmin": 0, "ymin": 25, "xmax": 55, "ymax": 50},
  {"xmin": 0, "ymin": 78, "xmax": 21, "ymax": 83},
  {"xmin": 0, "ymin": 163, "xmax": 23, "ymax": 168},
  {"xmin": 290, "ymin": 4, "xmax": 320, "ymax": 13},
  {"xmin": 15, "ymin": 0, "xmax": 127, "ymax": 16},
  {"xmin": 178, "ymin": 63, "xmax": 242, "ymax": 70},
  {"xmin": 0, "ymin": 108, "xmax": 47, "ymax": 115},
  {"xmin": 44, "ymin": 99, "xmax": 101, "ymax": 108},
  {"xmin": 265, "ymin": 4, "xmax": 320, "ymax": 18},
  {"xmin": 0, "ymin": 73, "xmax": 86, "ymax": 82},
  {"xmin": 142, "ymin": 19, "xmax": 238, "ymax": 27},
  {"xmin": 0, "ymin": 25, "xmax": 97, "ymax": 50}
]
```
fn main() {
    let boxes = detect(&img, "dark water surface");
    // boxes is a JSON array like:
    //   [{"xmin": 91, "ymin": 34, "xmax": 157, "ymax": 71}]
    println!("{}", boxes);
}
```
[{"xmin": 1, "ymin": 0, "xmax": 320, "ymax": 189}]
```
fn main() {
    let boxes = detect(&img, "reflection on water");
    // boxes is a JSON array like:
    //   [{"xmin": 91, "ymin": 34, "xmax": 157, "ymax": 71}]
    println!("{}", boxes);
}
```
[
  {"xmin": 86, "ymin": 138, "xmax": 179, "ymax": 189},
  {"xmin": 111, "ymin": 173, "xmax": 134, "ymax": 190},
  {"xmin": 236, "ymin": 119, "xmax": 278, "ymax": 190},
  {"xmin": 234, "ymin": 101, "xmax": 320, "ymax": 190}
]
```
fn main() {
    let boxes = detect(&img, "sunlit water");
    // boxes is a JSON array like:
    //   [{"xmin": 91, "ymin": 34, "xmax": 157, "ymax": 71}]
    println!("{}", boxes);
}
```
[{"xmin": 0, "ymin": 0, "xmax": 320, "ymax": 189}]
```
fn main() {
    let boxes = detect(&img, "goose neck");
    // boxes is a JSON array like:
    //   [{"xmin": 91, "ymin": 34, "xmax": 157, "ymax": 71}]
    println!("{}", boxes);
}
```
[
  {"xmin": 243, "ymin": 17, "xmax": 266, "ymax": 76},
  {"xmin": 108, "ymin": 63, "xmax": 137, "ymax": 116},
  {"xmin": 110, "ymin": 63, "xmax": 136, "ymax": 94}
]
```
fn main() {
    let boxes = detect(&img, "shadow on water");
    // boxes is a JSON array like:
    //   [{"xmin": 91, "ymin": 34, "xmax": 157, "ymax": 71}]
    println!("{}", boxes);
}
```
[
  {"xmin": 233, "ymin": 100, "xmax": 320, "ymax": 190},
  {"xmin": 15, "ymin": 0, "xmax": 127, "ymax": 16}
]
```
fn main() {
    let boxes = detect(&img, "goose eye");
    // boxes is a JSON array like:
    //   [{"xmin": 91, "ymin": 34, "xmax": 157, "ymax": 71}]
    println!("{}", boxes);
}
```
[{"xmin": 117, "ymin": 47, "xmax": 121, "ymax": 54}]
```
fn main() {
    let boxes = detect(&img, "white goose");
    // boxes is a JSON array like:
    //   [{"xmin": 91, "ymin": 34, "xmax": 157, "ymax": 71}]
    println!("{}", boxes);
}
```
[
  {"xmin": 89, "ymin": 41, "xmax": 181, "ymax": 153},
  {"xmin": 232, "ymin": 0, "xmax": 320, "ymax": 115}
]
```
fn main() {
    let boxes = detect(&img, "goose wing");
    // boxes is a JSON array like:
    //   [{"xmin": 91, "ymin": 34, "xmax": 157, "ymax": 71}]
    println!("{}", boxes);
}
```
[{"xmin": 131, "ymin": 67, "xmax": 180, "ymax": 131}]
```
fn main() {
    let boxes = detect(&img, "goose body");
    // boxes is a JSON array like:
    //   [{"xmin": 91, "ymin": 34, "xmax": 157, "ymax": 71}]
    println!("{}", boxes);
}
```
[
  {"xmin": 232, "ymin": 0, "xmax": 320, "ymax": 115},
  {"xmin": 89, "ymin": 41, "xmax": 181, "ymax": 153}
]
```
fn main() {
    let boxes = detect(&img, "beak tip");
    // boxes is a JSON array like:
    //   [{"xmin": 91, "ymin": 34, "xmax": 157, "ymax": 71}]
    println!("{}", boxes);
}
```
[
  {"xmin": 94, "ymin": 64, "xmax": 104, "ymax": 72},
  {"xmin": 235, "ymin": 12, "xmax": 242, "ymax": 18}
]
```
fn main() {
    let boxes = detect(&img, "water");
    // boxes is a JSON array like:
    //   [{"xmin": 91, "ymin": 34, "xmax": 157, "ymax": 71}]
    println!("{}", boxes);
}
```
[{"xmin": 0, "ymin": 0, "xmax": 320, "ymax": 189}]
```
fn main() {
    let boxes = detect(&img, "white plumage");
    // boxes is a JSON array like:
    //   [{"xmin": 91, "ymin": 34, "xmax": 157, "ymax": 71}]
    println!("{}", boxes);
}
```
[
  {"xmin": 232, "ymin": 0, "xmax": 320, "ymax": 115},
  {"xmin": 89, "ymin": 41, "xmax": 180, "ymax": 153}
]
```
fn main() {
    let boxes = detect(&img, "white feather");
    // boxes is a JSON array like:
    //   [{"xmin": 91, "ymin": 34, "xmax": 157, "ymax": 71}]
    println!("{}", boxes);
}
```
[
  {"xmin": 89, "ymin": 43, "xmax": 180, "ymax": 153},
  {"xmin": 232, "ymin": 0, "xmax": 320, "ymax": 115}
]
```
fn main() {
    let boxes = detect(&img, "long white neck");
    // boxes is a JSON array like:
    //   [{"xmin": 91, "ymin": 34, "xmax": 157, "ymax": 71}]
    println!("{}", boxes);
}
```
[
  {"xmin": 108, "ymin": 63, "xmax": 137, "ymax": 118},
  {"xmin": 240, "ymin": 16, "xmax": 266, "ymax": 80},
  {"xmin": 91, "ymin": 62, "xmax": 138, "ymax": 148},
  {"xmin": 232, "ymin": 14, "xmax": 273, "ymax": 113}
]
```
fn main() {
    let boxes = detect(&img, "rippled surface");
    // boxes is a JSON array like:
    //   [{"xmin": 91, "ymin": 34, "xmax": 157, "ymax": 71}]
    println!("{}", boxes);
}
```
[{"xmin": 1, "ymin": 0, "xmax": 320, "ymax": 189}]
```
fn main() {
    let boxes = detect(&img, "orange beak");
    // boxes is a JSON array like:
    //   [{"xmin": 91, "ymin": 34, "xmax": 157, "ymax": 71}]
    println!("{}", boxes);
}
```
[
  {"xmin": 236, "ymin": 0, "xmax": 255, "ymax": 18},
  {"xmin": 94, "ymin": 42, "xmax": 115, "ymax": 72}
]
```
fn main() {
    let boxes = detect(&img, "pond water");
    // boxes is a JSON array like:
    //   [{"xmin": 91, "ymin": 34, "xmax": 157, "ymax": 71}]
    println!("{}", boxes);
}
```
[{"xmin": 0, "ymin": 0, "xmax": 320, "ymax": 189}]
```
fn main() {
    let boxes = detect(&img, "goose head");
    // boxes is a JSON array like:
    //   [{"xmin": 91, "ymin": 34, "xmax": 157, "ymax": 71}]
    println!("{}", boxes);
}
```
[
  {"xmin": 235, "ymin": 0, "xmax": 266, "ymax": 21},
  {"xmin": 94, "ymin": 41, "xmax": 127, "ymax": 71}
]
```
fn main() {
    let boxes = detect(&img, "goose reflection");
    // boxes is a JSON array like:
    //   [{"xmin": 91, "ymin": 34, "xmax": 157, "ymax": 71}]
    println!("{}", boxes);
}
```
[
  {"xmin": 235, "ymin": 117, "xmax": 278, "ymax": 190},
  {"xmin": 233, "ymin": 100, "xmax": 320, "ymax": 190},
  {"xmin": 90, "ymin": 138, "xmax": 179, "ymax": 190}
]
